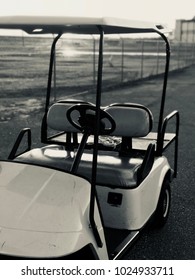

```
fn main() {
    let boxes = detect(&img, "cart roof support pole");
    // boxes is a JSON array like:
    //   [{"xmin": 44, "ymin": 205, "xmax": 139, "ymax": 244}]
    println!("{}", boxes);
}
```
[
  {"xmin": 41, "ymin": 33, "xmax": 62, "ymax": 143},
  {"xmin": 89, "ymin": 26, "xmax": 104, "ymax": 248},
  {"xmin": 156, "ymin": 32, "xmax": 171, "ymax": 155},
  {"xmin": 45, "ymin": 33, "xmax": 62, "ymax": 114}
]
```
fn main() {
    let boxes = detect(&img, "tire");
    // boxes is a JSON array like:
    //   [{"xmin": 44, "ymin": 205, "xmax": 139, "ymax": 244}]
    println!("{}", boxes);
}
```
[{"xmin": 152, "ymin": 179, "xmax": 171, "ymax": 228}]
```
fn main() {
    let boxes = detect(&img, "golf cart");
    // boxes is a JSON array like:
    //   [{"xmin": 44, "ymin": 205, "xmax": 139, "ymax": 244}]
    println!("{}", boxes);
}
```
[{"xmin": 0, "ymin": 16, "xmax": 179, "ymax": 259}]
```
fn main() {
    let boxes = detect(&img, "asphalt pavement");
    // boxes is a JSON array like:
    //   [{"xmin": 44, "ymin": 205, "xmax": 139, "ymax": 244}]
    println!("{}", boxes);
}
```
[
  {"xmin": 100, "ymin": 66, "xmax": 195, "ymax": 260},
  {"xmin": 1, "ymin": 63, "xmax": 194, "ymax": 260}
]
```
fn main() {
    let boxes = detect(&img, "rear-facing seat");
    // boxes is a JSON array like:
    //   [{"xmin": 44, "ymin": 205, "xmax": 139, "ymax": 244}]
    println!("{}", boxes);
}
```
[{"xmin": 16, "ymin": 101, "xmax": 154, "ymax": 188}]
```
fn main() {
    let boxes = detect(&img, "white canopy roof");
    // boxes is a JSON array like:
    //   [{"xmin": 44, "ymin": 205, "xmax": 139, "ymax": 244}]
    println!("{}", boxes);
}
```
[{"xmin": 0, "ymin": 15, "xmax": 167, "ymax": 35}]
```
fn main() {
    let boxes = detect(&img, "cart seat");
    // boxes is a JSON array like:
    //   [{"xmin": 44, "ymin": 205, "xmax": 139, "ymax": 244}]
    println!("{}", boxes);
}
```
[
  {"xmin": 16, "ymin": 145, "xmax": 143, "ymax": 188},
  {"xmin": 104, "ymin": 103, "xmax": 153, "ymax": 137},
  {"xmin": 41, "ymin": 99, "xmax": 93, "ymax": 148},
  {"xmin": 15, "ymin": 102, "xmax": 154, "ymax": 188}
]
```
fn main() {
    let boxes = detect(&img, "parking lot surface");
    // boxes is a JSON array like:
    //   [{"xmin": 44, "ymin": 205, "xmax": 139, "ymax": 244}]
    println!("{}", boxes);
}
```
[
  {"xmin": 0, "ymin": 64, "xmax": 195, "ymax": 260},
  {"xmin": 104, "ymin": 66, "xmax": 195, "ymax": 260}
]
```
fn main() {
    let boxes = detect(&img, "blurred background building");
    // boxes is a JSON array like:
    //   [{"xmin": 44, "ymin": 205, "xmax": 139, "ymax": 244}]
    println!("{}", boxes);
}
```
[{"xmin": 175, "ymin": 16, "xmax": 195, "ymax": 42}]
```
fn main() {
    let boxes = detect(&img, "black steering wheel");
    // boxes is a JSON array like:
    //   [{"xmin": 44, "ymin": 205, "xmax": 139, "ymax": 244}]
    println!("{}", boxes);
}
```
[{"xmin": 66, "ymin": 104, "xmax": 116, "ymax": 135}]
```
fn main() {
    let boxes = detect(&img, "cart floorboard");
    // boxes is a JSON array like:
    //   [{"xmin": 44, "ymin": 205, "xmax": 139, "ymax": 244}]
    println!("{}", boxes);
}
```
[{"xmin": 104, "ymin": 227, "xmax": 139, "ymax": 259}]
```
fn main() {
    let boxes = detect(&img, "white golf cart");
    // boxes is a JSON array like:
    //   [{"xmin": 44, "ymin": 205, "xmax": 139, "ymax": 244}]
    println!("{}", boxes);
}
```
[{"xmin": 0, "ymin": 16, "xmax": 179, "ymax": 259}]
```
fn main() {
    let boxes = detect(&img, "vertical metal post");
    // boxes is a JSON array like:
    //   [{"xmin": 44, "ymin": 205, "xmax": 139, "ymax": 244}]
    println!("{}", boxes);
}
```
[
  {"xmin": 140, "ymin": 39, "xmax": 144, "ymax": 78},
  {"xmin": 53, "ymin": 48, "xmax": 57, "ymax": 102},
  {"xmin": 89, "ymin": 26, "xmax": 104, "ymax": 248},
  {"xmin": 186, "ymin": 21, "xmax": 189, "ymax": 43},
  {"xmin": 45, "ymin": 33, "xmax": 62, "ymax": 114},
  {"xmin": 177, "ymin": 42, "xmax": 181, "ymax": 69},
  {"xmin": 92, "ymin": 35, "xmax": 96, "ymax": 86},
  {"xmin": 21, "ymin": 31, "xmax": 25, "ymax": 47},
  {"xmin": 156, "ymin": 39, "xmax": 160, "ymax": 75},
  {"xmin": 192, "ymin": 21, "xmax": 195, "ymax": 63},
  {"xmin": 156, "ymin": 33, "xmax": 171, "ymax": 156},
  {"xmin": 121, "ymin": 36, "xmax": 124, "ymax": 83},
  {"xmin": 42, "ymin": 33, "xmax": 62, "ymax": 143},
  {"xmin": 185, "ymin": 22, "xmax": 189, "ymax": 67},
  {"xmin": 185, "ymin": 42, "xmax": 188, "ymax": 67},
  {"xmin": 181, "ymin": 42, "xmax": 185, "ymax": 68}
]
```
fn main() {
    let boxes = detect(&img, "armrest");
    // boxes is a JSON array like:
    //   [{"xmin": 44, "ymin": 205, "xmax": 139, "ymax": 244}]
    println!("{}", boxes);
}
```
[
  {"xmin": 157, "ymin": 110, "xmax": 179, "ymax": 155},
  {"xmin": 8, "ymin": 128, "xmax": 31, "ymax": 160},
  {"xmin": 157, "ymin": 110, "xmax": 180, "ymax": 178},
  {"xmin": 137, "ymin": 143, "xmax": 155, "ymax": 184}
]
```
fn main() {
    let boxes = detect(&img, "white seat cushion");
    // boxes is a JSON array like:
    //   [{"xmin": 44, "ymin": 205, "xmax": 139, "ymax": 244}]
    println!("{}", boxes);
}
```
[{"xmin": 16, "ymin": 145, "xmax": 143, "ymax": 188}]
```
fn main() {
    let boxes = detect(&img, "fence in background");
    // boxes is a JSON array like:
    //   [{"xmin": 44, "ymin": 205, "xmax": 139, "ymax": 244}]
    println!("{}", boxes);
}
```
[
  {"xmin": 0, "ymin": 35, "xmax": 195, "ymax": 96},
  {"xmin": 53, "ymin": 36, "xmax": 195, "ymax": 94},
  {"xmin": 115, "ymin": 39, "xmax": 195, "ymax": 82},
  {"xmin": 100, "ymin": 38, "xmax": 195, "ymax": 83}
]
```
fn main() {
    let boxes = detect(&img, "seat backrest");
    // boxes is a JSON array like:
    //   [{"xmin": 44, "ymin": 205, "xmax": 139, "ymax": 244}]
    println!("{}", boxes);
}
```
[
  {"xmin": 104, "ymin": 103, "xmax": 153, "ymax": 137},
  {"xmin": 47, "ymin": 100, "xmax": 90, "ymax": 133}
]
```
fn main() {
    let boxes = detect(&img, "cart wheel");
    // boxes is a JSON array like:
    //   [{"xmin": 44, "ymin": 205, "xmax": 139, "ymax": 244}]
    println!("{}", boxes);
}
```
[{"xmin": 152, "ymin": 179, "xmax": 171, "ymax": 228}]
